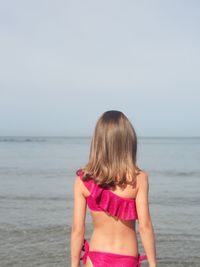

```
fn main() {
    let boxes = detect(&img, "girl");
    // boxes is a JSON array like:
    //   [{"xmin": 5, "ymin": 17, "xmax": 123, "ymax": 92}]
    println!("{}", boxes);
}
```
[{"xmin": 70, "ymin": 110, "xmax": 157, "ymax": 267}]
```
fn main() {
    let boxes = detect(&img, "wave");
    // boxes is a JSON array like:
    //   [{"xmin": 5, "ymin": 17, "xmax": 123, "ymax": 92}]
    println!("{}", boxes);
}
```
[
  {"xmin": 0, "ymin": 195, "xmax": 72, "ymax": 201},
  {"xmin": 151, "ymin": 195, "xmax": 200, "ymax": 206},
  {"xmin": 0, "ymin": 136, "xmax": 91, "ymax": 143},
  {"xmin": 148, "ymin": 170, "xmax": 200, "ymax": 177},
  {"xmin": 0, "ymin": 137, "xmax": 46, "ymax": 142}
]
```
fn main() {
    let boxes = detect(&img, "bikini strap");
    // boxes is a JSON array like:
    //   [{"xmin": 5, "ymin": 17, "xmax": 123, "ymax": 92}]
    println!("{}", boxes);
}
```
[
  {"xmin": 138, "ymin": 253, "xmax": 148, "ymax": 266},
  {"xmin": 80, "ymin": 238, "xmax": 89, "ymax": 264}
]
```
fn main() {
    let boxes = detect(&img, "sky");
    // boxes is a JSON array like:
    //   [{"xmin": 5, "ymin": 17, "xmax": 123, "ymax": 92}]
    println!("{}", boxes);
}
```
[{"xmin": 0, "ymin": 0, "xmax": 199, "ymax": 137}]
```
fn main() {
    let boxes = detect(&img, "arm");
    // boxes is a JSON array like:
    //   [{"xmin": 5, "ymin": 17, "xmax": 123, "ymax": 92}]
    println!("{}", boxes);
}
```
[
  {"xmin": 136, "ymin": 172, "xmax": 157, "ymax": 267},
  {"xmin": 70, "ymin": 175, "xmax": 87, "ymax": 267}
]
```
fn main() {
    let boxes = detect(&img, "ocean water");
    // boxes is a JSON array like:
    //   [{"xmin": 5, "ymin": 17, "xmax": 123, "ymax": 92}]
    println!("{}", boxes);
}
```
[{"xmin": 0, "ymin": 136, "xmax": 199, "ymax": 267}]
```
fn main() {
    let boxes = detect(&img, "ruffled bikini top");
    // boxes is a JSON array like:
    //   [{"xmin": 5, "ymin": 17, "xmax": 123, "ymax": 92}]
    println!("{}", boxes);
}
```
[{"xmin": 76, "ymin": 169, "xmax": 138, "ymax": 221}]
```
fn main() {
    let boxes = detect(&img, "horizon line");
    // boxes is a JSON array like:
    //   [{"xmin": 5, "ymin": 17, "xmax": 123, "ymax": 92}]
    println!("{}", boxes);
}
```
[{"xmin": 0, "ymin": 135, "xmax": 200, "ymax": 139}]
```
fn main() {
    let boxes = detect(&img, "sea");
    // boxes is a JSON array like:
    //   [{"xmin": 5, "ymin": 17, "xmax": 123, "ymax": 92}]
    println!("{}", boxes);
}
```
[{"xmin": 0, "ymin": 136, "xmax": 199, "ymax": 267}]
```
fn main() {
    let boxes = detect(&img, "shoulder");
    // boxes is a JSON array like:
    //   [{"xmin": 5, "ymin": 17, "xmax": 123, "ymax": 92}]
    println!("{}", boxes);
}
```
[
  {"xmin": 73, "ymin": 174, "xmax": 82, "ymax": 191},
  {"xmin": 75, "ymin": 168, "xmax": 87, "ymax": 183},
  {"xmin": 73, "ymin": 168, "xmax": 83, "ymax": 189},
  {"xmin": 74, "ymin": 168, "xmax": 89, "ymax": 197},
  {"xmin": 74, "ymin": 174, "xmax": 81, "ymax": 184},
  {"xmin": 136, "ymin": 170, "xmax": 149, "ymax": 189}
]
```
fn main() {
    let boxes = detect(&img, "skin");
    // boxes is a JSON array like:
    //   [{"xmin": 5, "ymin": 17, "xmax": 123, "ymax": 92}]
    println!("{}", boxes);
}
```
[{"xmin": 70, "ymin": 171, "xmax": 157, "ymax": 267}]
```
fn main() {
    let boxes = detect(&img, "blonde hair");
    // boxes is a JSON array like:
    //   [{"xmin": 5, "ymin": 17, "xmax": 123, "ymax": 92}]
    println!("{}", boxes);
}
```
[{"xmin": 82, "ymin": 110, "xmax": 141, "ymax": 188}]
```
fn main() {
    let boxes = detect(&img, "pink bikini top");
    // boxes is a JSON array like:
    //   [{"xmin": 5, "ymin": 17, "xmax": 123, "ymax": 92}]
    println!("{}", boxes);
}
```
[{"xmin": 76, "ymin": 169, "xmax": 138, "ymax": 221}]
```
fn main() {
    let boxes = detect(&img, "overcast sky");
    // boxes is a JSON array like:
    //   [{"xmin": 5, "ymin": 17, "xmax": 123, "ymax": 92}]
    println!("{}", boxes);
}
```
[{"xmin": 0, "ymin": 0, "xmax": 199, "ymax": 137}]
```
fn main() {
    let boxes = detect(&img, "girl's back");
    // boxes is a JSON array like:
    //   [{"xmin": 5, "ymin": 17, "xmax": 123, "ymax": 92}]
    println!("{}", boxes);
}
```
[{"xmin": 84, "ymin": 172, "xmax": 145, "ymax": 257}]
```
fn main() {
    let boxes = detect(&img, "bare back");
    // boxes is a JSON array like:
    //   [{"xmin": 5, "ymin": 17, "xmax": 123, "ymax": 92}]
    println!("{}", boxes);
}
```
[{"xmin": 81, "ymin": 172, "xmax": 145, "ymax": 257}]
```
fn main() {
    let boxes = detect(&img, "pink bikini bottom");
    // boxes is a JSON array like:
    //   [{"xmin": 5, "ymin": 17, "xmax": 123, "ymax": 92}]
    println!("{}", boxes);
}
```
[{"xmin": 80, "ymin": 239, "xmax": 147, "ymax": 267}]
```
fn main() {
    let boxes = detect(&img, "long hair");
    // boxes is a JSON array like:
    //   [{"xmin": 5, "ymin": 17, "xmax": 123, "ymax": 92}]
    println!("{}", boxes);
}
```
[{"xmin": 81, "ymin": 110, "xmax": 141, "ymax": 188}]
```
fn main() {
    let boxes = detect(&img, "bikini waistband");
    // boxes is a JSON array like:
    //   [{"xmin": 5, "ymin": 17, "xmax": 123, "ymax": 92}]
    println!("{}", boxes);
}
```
[{"xmin": 80, "ymin": 238, "xmax": 147, "ymax": 266}]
